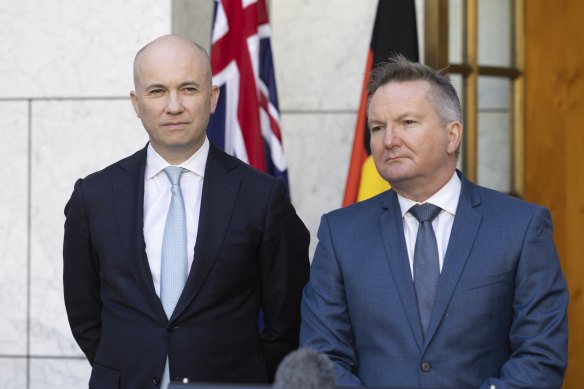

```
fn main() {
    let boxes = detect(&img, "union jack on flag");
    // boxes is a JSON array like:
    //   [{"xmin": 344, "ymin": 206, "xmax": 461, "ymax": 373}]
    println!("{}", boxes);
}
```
[{"xmin": 208, "ymin": 0, "xmax": 289, "ymax": 187}]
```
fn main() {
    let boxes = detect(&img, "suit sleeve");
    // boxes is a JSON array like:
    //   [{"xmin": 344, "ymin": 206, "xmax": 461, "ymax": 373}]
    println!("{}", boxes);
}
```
[
  {"xmin": 481, "ymin": 207, "xmax": 569, "ymax": 389},
  {"xmin": 300, "ymin": 214, "xmax": 364, "ymax": 386},
  {"xmin": 258, "ymin": 180, "xmax": 310, "ymax": 380},
  {"xmin": 63, "ymin": 178, "xmax": 102, "ymax": 364}
]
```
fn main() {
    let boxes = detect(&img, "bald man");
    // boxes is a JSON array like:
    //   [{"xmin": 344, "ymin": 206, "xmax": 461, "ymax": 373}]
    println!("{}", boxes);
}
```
[{"xmin": 63, "ymin": 35, "xmax": 310, "ymax": 389}]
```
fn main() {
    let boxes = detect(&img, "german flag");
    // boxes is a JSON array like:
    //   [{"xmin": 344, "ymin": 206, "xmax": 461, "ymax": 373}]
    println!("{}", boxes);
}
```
[{"xmin": 342, "ymin": 0, "xmax": 419, "ymax": 206}]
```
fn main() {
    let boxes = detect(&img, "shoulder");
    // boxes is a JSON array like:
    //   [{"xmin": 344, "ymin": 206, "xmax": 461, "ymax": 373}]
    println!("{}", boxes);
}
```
[
  {"xmin": 72, "ymin": 147, "xmax": 146, "ymax": 195},
  {"xmin": 207, "ymin": 143, "xmax": 285, "ymax": 188},
  {"xmin": 323, "ymin": 190, "xmax": 392, "ymax": 227},
  {"xmin": 471, "ymin": 180, "xmax": 541, "ymax": 209},
  {"xmin": 461, "ymin": 176, "xmax": 548, "ymax": 224}
]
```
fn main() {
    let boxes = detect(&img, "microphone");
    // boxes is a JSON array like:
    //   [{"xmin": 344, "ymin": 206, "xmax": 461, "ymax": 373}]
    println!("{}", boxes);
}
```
[{"xmin": 273, "ymin": 348, "xmax": 336, "ymax": 389}]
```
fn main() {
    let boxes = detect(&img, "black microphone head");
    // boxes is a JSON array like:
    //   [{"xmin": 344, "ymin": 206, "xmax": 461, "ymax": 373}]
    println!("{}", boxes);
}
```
[{"xmin": 273, "ymin": 348, "xmax": 335, "ymax": 389}]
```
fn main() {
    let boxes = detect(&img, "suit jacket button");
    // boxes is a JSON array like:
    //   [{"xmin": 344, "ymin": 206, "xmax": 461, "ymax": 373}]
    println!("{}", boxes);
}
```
[
  {"xmin": 153, "ymin": 376, "xmax": 160, "ymax": 385},
  {"xmin": 167, "ymin": 325, "xmax": 178, "ymax": 332},
  {"xmin": 421, "ymin": 362, "xmax": 431, "ymax": 372}
]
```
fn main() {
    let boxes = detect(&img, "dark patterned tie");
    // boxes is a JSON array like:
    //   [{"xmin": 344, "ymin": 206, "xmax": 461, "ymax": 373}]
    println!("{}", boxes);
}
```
[{"xmin": 409, "ymin": 203, "xmax": 442, "ymax": 334}]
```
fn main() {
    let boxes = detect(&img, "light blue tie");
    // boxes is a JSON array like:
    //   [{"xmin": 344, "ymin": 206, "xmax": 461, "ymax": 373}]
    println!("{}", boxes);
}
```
[
  {"xmin": 160, "ymin": 166, "xmax": 188, "ymax": 389},
  {"xmin": 410, "ymin": 203, "xmax": 441, "ymax": 335}
]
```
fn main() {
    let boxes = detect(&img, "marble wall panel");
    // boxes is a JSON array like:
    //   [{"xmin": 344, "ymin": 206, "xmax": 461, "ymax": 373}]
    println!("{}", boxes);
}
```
[
  {"xmin": 0, "ymin": 101, "xmax": 29, "ymax": 356},
  {"xmin": 271, "ymin": 0, "xmax": 425, "ymax": 112},
  {"xmin": 282, "ymin": 112, "xmax": 356, "ymax": 257},
  {"xmin": 172, "ymin": 0, "xmax": 213, "ymax": 51},
  {"xmin": 0, "ymin": 358, "xmax": 27, "ymax": 389},
  {"xmin": 29, "ymin": 99, "xmax": 147, "ymax": 356},
  {"xmin": 30, "ymin": 357, "xmax": 91, "ymax": 389},
  {"xmin": 271, "ymin": 0, "xmax": 378, "ymax": 111},
  {"xmin": 0, "ymin": 0, "xmax": 171, "ymax": 99}
]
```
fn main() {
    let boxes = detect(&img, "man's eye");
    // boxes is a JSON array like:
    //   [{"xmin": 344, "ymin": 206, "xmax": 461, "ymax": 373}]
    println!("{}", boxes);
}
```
[
  {"xmin": 403, "ymin": 119, "xmax": 416, "ymax": 125},
  {"xmin": 148, "ymin": 89, "xmax": 163, "ymax": 96},
  {"xmin": 183, "ymin": 87, "xmax": 199, "ymax": 94},
  {"xmin": 370, "ymin": 126, "xmax": 382, "ymax": 133}
]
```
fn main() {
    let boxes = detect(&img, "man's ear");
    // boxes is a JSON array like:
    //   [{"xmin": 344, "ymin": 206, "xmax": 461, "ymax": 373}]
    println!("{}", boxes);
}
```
[
  {"xmin": 130, "ymin": 91, "xmax": 141, "ymax": 118},
  {"xmin": 446, "ymin": 121, "xmax": 462, "ymax": 155},
  {"xmin": 210, "ymin": 85, "xmax": 220, "ymax": 114}
]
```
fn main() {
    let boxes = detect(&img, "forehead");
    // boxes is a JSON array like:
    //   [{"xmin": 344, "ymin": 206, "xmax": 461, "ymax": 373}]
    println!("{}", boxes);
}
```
[
  {"xmin": 370, "ymin": 80, "xmax": 432, "ymax": 108},
  {"xmin": 135, "ymin": 42, "xmax": 209, "ymax": 84}
]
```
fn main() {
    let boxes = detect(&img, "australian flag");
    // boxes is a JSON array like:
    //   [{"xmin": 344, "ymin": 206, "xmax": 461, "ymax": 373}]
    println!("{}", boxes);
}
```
[{"xmin": 208, "ymin": 0, "xmax": 289, "ymax": 188}]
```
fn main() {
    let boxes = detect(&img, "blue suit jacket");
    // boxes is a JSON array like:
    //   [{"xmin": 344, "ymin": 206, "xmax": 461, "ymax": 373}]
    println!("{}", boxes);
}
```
[
  {"xmin": 300, "ymin": 172, "xmax": 568, "ymax": 389},
  {"xmin": 63, "ymin": 144, "xmax": 310, "ymax": 389}
]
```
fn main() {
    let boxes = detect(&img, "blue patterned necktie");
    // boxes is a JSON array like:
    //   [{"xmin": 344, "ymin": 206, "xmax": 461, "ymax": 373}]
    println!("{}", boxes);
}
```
[
  {"xmin": 160, "ymin": 166, "xmax": 188, "ymax": 389},
  {"xmin": 410, "ymin": 203, "xmax": 442, "ymax": 334}
]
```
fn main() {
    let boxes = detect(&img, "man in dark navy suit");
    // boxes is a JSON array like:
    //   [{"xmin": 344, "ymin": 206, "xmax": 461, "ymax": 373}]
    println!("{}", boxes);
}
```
[{"xmin": 63, "ymin": 34, "xmax": 309, "ymax": 389}]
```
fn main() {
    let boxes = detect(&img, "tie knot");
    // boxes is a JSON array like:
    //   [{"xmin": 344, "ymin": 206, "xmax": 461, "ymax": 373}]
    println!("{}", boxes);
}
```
[
  {"xmin": 163, "ymin": 166, "xmax": 184, "ymax": 186},
  {"xmin": 409, "ymin": 203, "xmax": 441, "ymax": 223}
]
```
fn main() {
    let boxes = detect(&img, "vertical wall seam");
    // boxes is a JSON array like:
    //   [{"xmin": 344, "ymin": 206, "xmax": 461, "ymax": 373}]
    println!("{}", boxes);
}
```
[{"xmin": 26, "ymin": 98, "xmax": 32, "ymax": 389}]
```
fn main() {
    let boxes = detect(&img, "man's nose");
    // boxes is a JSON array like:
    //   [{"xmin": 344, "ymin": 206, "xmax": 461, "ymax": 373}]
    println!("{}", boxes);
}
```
[
  {"xmin": 165, "ymin": 92, "xmax": 184, "ymax": 114},
  {"xmin": 383, "ymin": 127, "xmax": 401, "ymax": 148}
]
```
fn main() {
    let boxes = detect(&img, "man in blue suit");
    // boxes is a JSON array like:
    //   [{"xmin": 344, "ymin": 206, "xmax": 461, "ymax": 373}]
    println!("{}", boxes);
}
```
[
  {"xmin": 300, "ymin": 55, "xmax": 568, "ymax": 389},
  {"xmin": 63, "ymin": 35, "xmax": 309, "ymax": 389}
]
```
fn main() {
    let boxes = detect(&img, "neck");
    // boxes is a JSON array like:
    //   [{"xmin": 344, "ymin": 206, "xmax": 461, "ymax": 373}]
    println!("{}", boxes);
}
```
[
  {"xmin": 393, "ymin": 168, "xmax": 456, "ymax": 203},
  {"xmin": 151, "ymin": 142, "xmax": 202, "ymax": 165}
]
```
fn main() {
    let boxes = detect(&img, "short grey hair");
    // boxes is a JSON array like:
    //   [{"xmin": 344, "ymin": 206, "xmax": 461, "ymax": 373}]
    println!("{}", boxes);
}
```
[{"xmin": 367, "ymin": 54, "xmax": 462, "ymax": 126}]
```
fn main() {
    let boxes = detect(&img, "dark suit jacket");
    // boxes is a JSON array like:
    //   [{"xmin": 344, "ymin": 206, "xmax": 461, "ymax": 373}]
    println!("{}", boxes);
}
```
[
  {"xmin": 300, "ymin": 171, "xmax": 568, "ymax": 389},
  {"xmin": 63, "ymin": 144, "xmax": 310, "ymax": 389}
]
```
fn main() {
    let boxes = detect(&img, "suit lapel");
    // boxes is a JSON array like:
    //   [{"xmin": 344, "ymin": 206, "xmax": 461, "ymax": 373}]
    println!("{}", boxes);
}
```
[
  {"xmin": 423, "ymin": 173, "xmax": 483, "ymax": 348},
  {"xmin": 113, "ymin": 146, "xmax": 167, "ymax": 321},
  {"xmin": 171, "ymin": 145, "xmax": 241, "ymax": 320},
  {"xmin": 379, "ymin": 190, "xmax": 424, "ymax": 350}
]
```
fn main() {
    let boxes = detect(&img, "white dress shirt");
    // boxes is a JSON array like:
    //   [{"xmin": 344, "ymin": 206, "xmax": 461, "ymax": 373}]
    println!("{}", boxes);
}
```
[
  {"xmin": 397, "ymin": 172, "xmax": 461, "ymax": 279},
  {"xmin": 143, "ymin": 138, "xmax": 209, "ymax": 297}
]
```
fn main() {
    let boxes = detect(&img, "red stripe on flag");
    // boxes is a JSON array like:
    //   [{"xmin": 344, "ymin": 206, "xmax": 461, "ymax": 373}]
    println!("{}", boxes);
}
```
[
  {"xmin": 211, "ymin": 0, "xmax": 266, "ymax": 171},
  {"xmin": 257, "ymin": 0, "xmax": 268, "ymax": 26},
  {"xmin": 259, "ymin": 92, "xmax": 282, "ymax": 141}
]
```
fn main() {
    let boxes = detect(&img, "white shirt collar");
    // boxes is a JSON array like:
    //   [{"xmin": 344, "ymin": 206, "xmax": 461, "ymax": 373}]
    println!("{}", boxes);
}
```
[
  {"xmin": 145, "ymin": 137, "xmax": 209, "ymax": 179},
  {"xmin": 397, "ymin": 171, "xmax": 461, "ymax": 218}
]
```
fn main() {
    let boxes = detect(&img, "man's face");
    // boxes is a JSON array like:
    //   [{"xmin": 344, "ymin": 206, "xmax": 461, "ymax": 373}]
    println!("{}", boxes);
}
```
[
  {"xmin": 368, "ymin": 80, "xmax": 460, "ymax": 199},
  {"xmin": 131, "ymin": 39, "xmax": 219, "ymax": 163}
]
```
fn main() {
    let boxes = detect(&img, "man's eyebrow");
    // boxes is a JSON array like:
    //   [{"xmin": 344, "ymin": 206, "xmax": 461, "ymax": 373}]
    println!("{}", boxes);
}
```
[
  {"xmin": 367, "ymin": 118, "xmax": 384, "ymax": 126},
  {"xmin": 143, "ymin": 81, "xmax": 205, "ymax": 91},
  {"xmin": 395, "ymin": 111, "xmax": 420, "ymax": 120},
  {"xmin": 180, "ymin": 81, "xmax": 203, "ymax": 88},
  {"xmin": 145, "ymin": 83, "xmax": 166, "ymax": 90}
]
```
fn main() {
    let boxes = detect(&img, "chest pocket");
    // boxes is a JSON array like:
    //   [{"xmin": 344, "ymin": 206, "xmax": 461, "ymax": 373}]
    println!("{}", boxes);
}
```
[
  {"xmin": 461, "ymin": 269, "xmax": 514, "ymax": 291},
  {"xmin": 221, "ymin": 228, "xmax": 259, "ymax": 246},
  {"xmin": 458, "ymin": 269, "xmax": 515, "ymax": 316}
]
